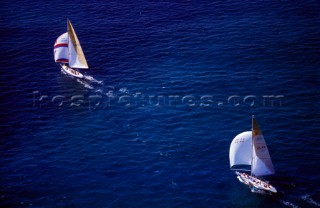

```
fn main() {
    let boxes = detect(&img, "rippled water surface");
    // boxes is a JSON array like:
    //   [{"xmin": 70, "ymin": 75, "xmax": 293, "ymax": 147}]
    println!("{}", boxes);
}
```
[{"xmin": 1, "ymin": 0, "xmax": 320, "ymax": 207}]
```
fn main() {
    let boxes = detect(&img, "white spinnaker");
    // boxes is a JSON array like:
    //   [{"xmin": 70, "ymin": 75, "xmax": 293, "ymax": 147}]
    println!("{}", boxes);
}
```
[
  {"xmin": 54, "ymin": 32, "xmax": 68, "ymax": 63},
  {"xmin": 251, "ymin": 117, "xmax": 275, "ymax": 176},
  {"xmin": 229, "ymin": 131, "xmax": 252, "ymax": 168},
  {"xmin": 67, "ymin": 20, "xmax": 88, "ymax": 69}
]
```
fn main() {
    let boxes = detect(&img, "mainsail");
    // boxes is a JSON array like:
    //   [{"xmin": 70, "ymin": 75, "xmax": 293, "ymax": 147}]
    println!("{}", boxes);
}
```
[
  {"xmin": 251, "ymin": 117, "xmax": 275, "ymax": 176},
  {"xmin": 67, "ymin": 20, "xmax": 88, "ymax": 69}
]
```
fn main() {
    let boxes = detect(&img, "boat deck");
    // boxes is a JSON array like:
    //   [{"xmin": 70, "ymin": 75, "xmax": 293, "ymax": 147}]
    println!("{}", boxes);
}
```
[{"xmin": 236, "ymin": 171, "xmax": 277, "ymax": 193}]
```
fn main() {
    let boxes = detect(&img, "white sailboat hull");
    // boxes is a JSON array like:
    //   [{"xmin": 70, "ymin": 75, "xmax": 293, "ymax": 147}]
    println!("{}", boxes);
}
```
[
  {"xmin": 237, "ymin": 175, "xmax": 249, "ymax": 185},
  {"xmin": 235, "ymin": 171, "xmax": 277, "ymax": 194},
  {"xmin": 59, "ymin": 64, "xmax": 84, "ymax": 79}
]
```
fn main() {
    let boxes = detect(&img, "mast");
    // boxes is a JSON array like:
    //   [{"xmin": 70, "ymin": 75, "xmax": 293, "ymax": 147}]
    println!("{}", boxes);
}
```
[
  {"xmin": 67, "ymin": 19, "xmax": 69, "ymax": 54},
  {"xmin": 251, "ymin": 115, "xmax": 254, "ymax": 176}
]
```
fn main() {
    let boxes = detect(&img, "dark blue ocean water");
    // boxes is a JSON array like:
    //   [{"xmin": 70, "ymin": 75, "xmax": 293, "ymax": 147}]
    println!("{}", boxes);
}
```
[{"xmin": 1, "ymin": 0, "xmax": 320, "ymax": 207}]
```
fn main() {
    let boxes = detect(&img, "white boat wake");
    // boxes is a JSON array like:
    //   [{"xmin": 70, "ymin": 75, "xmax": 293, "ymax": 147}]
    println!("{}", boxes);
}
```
[
  {"xmin": 84, "ymin": 75, "xmax": 104, "ymax": 85},
  {"xmin": 301, "ymin": 194, "xmax": 320, "ymax": 207},
  {"xmin": 280, "ymin": 200, "xmax": 301, "ymax": 208},
  {"xmin": 119, "ymin": 87, "xmax": 129, "ymax": 94},
  {"xmin": 95, "ymin": 89, "xmax": 103, "ymax": 93},
  {"xmin": 76, "ymin": 78, "xmax": 94, "ymax": 89},
  {"xmin": 278, "ymin": 193, "xmax": 320, "ymax": 208}
]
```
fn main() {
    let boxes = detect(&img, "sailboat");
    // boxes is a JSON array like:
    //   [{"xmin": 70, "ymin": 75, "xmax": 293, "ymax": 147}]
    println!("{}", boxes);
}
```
[
  {"xmin": 53, "ymin": 19, "xmax": 89, "ymax": 79},
  {"xmin": 229, "ymin": 115, "xmax": 277, "ymax": 194}
]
